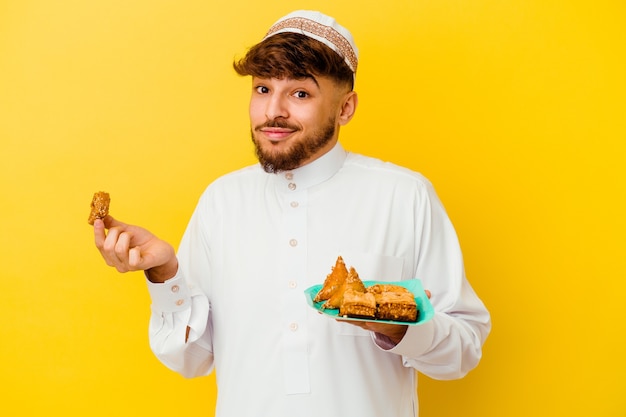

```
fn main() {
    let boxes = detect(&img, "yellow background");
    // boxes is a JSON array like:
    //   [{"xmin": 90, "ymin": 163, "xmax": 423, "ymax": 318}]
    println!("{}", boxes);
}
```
[{"xmin": 1, "ymin": 0, "xmax": 624, "ymax": 416}]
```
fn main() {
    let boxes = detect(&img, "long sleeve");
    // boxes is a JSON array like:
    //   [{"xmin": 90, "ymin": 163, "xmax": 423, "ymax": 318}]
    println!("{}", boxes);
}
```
[
  {"xmin": 146, "ymin": 200, "xmax": 216, "ymax": 378},
  {"xmin": 373, "ymin": 177, "xmax": 491, "ymax": 380},
  {"xmin": 375, "ymin": 284, "xmax": 490, "ymax": 380},
  {"xmin": 146, "ymin": 274, "xmax": 213, "ymax": 378}
]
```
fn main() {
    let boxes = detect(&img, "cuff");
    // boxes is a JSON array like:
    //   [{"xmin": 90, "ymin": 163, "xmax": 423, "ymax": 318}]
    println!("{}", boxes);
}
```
[
  {"xmin": 373, "ymin": 319, "xmax": 435, "ymax": 357},
  {"xmin": 146, "ymin": 272, "xmax": 191, "ymax": 313}
]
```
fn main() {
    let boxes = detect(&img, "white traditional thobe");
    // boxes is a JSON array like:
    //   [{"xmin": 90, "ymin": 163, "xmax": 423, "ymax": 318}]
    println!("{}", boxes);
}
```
[{"xmin": 147, "ymin": 142, "xmax": 490, "ymax": 417}]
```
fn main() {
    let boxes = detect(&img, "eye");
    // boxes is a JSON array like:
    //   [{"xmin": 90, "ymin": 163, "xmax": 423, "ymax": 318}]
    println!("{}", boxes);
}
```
[
  {"xmin": 293, "ymin": 90, "xmax": 309, "ymax": 99},
  {"xmin": 255, "ymin": 85, "xmax": 269, "ymax": 94}
]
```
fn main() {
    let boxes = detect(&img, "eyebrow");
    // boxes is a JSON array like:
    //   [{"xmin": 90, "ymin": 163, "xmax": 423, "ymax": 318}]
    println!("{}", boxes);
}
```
[
  {"xmin": 284, "ymin": 75, "xmax": 320, "ymax": 89},
  {"xmin": 253, "ymin": 75, "xmax": 321, "ymax": 90},
  {"xmin": 307, "ymin": 75, "xmax": 320, "ymax": 88}
]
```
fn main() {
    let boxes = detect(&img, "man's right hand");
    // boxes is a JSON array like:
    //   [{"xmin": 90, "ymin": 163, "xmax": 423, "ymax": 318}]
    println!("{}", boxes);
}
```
[{"xmin": 93, "ymin": 216, "xmax": 178, "ymax": 283}]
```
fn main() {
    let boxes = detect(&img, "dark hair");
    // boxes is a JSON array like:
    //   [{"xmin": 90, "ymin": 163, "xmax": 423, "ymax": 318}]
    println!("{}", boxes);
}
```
[{"xmin": 233, "ymin": 32, "xmax": 354, "ymax": 90}]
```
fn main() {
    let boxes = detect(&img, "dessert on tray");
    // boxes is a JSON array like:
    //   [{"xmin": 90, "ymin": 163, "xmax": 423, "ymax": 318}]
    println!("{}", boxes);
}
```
[{"xmin": 313, "ymin": 256, "xmax": 419, "ymax": 323}]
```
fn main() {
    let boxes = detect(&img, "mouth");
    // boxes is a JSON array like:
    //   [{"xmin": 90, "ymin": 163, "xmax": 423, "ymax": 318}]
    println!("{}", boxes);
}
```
[
  {"xmin": 260, "ymin": 128, "xmax": 295, "ymax": 142},
  {"xmin": 255, "ymin": 122, "xmax": 300, "ymax": 143}
]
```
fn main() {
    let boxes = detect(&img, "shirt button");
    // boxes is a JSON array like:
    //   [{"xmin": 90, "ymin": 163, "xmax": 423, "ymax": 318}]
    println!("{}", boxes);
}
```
[
  {"xmin": 289, "ymin": 322, "xmax": 298, "ymax": 332},
  {"xmin": 285, "ymin": 172, "xmax": 294, "ymax": 180},
  {"xmin": 175, "ymin": 299, "xmax": 185, "ymax": 306},
  {"xmin": 288, "ymin": 280, "xmax": 297, "ymax": 289},
  {"xmin": 171, "ymin": 285, "xmax": 180, "ymax": 293},
  {"xmin": 288, "ymin": 182, "xmax": 296, "ymax": 191},
  {"xmin": 289, "ymin": 239, "xmax": 298, "ymax": 247},
  {"xmin": 290, "ymin": 201, "xmax": 299, "ymax": 208}
]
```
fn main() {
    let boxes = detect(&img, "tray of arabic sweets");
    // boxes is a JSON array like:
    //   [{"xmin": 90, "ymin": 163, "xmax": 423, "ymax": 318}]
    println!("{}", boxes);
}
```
[{"xmin": 304, "ymin": 256, "xmax": 434, "ymax": 326}]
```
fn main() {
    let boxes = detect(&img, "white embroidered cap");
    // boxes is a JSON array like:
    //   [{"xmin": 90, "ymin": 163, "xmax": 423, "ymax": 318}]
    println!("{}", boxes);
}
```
[{"xmin": 263, "ymin": 10, "xmax": 359, "ymax": 74}]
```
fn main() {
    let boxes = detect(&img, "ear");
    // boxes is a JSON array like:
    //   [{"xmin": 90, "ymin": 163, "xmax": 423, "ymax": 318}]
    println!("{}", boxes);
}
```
[{"xmin": 338, "ymin": 91, "xmax": 358, "ymax": 126}]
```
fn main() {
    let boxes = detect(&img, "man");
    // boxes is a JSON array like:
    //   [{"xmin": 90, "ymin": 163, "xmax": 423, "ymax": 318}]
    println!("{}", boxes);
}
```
[{"xmin": 94, "ymin": 10, "xmax": 491, "ymax": 417}]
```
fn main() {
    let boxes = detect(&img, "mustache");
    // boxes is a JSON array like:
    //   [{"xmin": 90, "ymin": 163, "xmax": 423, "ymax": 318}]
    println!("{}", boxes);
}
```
[{"xmin": 254, "ymin": 119, "xmax": 300, "ymax": 132}]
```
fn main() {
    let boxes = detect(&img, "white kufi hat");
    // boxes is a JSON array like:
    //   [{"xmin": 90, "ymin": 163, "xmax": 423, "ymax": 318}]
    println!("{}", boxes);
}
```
[{"xmin": 263, "ymin": 10, "xmax": 359, "ymax": 74}]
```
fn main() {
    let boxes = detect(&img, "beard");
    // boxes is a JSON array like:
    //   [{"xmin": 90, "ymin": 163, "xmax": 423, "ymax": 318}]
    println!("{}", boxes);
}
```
[{"xmin": 251, "ymin": 117, "xmax": 336, "ymax": 173}]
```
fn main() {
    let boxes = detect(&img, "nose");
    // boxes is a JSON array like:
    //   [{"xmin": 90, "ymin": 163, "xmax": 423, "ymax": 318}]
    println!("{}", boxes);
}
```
[{"xmin": 265, "ymin": 93, "xmax": 288, "ymax": 120}]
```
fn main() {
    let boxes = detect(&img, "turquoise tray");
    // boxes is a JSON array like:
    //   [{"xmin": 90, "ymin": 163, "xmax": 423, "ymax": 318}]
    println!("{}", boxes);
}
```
[{"xmin": 304, "ymin": 279, "xmax": 434, "ymax": 326}]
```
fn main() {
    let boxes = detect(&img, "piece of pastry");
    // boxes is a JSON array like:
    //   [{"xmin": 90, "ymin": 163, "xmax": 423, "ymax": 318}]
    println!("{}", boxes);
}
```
[
  {"xmin": 366, "ymin": 284, "xmax": 411, "ymax": 304},
  {"xmin": 339, "ymin": 289, "xmax": 376, "ymax": 319},
  {"xmin": 314, "ymin": 258, "xmax": 419, "ymax": 323},
  {"xmin": 323, "ymin": 266, "xmax": 366, "ymax": 309},
  {"xmin": 345, "ymin": 267, "xmax": 366, "ymax": 293},
  {"xmin": 314, "ymin": 256, "xmax": 348, "ymax": 302},
  {"xmin": 87, "ymin": 191, "xmax": 110, "ymax": 225},
  {"xmin": 366, "ymin": 284, "xmax": 412, "ymax": 295},
  {"xmin": 375, "ymin": 291, "xmax": 418, "ymax": 322}
]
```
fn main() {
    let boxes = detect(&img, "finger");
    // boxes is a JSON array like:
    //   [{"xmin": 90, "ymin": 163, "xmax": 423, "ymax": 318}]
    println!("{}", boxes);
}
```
[
  {"xmin": 335, "ymin": 318, "xmax": 368, "ymax": 329},
  {"xmin": 102, "ymin": 227, "xmax": 128, "ymax": 271},
  {"xmin": 93, "ymin": 219, "xmax": 107, "ymax": 250},
  {"xmin": 128, "ymin": 246, "xmax": 143, "ymax": 269},
  {"xmin": 114, "ymin": 231, "xmax": 132, "ymax": 265},
  {"xmin": 425, "ymin": 289, "xmax": 432, "ymax": 299},
  {"xmin": 130, "ymin": 246, "xmax": 163, "ymax": 271},
  {"xmin": 102, "ymin": 226, "xmax": 121, "ymax": 255}
]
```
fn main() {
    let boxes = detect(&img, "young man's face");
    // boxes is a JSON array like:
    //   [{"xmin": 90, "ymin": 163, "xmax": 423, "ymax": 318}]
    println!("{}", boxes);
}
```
[{"xmin": 249, "ymin": 75, "xmax": 354, "ymax": 173}]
